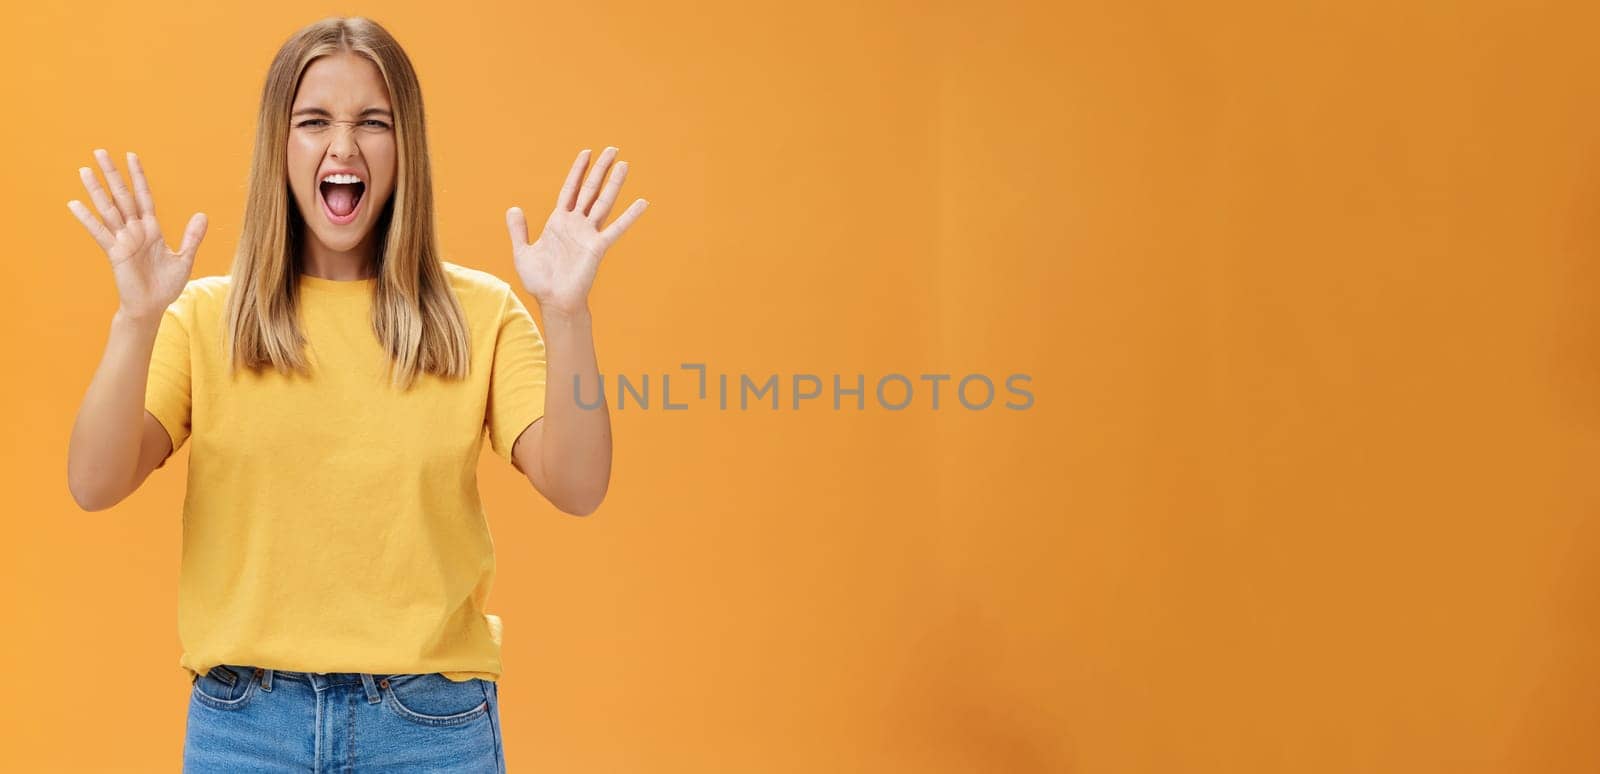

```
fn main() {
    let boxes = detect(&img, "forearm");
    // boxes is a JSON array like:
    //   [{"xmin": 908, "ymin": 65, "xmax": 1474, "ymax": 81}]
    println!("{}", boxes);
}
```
[
  {"xmin": 68, "ymin": 310, "xmax": 161, "ymax": 510},
  {"xmin": 536, "ymin": 304, "xmax": 612, "ymax": 514}
]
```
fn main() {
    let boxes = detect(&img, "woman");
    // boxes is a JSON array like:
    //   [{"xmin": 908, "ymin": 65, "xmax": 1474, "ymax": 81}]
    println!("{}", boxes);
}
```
[{"xmin": 64, "ymin": 16, "xmax": 646, "ymax": 772}]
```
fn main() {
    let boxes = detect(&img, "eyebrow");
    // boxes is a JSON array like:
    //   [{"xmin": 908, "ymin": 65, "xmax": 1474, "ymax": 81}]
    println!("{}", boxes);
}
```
[{"xmin": 291, "ymin": 107, "xmax": 394, "ymax": 118}]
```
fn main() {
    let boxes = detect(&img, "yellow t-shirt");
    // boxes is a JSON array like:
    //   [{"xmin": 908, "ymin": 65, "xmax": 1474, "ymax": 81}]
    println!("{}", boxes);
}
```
[{"xmin": 145, "ymin": 261, "xmax": 547, "ymax": 683}]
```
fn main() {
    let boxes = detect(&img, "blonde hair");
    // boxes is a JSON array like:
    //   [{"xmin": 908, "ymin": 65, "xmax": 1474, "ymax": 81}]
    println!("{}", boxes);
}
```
[{"xmin": 223, "ymin": 16, "xmax": 469, "ymax": 389}]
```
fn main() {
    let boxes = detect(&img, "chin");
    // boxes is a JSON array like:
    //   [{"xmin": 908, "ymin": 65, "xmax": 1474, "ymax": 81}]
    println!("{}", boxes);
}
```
[{"xmin": 313, "ymin": 228, "xmax": 367, "ymax": 252}]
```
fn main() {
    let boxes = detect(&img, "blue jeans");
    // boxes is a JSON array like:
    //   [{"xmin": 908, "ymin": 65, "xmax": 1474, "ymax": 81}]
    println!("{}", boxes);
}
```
[{"xmin": 183, "ymin": 664, "xmax": 506, "ymax": 773}]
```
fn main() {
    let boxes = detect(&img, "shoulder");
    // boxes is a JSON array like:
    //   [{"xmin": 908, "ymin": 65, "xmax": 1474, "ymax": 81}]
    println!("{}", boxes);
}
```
[
  {"xmin": 441, "ymin": 260, "xmax": 519, "ymax": 312},
  {"xmin": 441, "ymin": 260, "xmax": 514, "ymax": 294},
  {"xmin": 164, "ymin": 274, "xmax": 233, "ymax": 322},
  {"xmin": 440, "ymin": 261, "xmax": 544, "ymax": 342},
  {"xmin": 185, "ymin": 274, "xmax": 233, "ymax": 298}
]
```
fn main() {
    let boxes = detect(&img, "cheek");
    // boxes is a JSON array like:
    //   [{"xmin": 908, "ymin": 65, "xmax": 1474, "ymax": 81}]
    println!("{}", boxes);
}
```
[
  {"xmin": 372, "ymin": 147, "xmax": 397, "ymax": 193},
  {"xmin": 286, "ymin": 141, "xmax": 318, "ymax": 191}
]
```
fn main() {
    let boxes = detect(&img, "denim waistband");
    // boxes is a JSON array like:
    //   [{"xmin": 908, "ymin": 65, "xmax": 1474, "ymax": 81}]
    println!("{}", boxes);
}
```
[
  {"xmin": 267, "ymin": 669, "xmax": 400, "ymax": 686},
  {"xmin": 204, "ymin": 663, "xmax": 411, "ymax": 696}
]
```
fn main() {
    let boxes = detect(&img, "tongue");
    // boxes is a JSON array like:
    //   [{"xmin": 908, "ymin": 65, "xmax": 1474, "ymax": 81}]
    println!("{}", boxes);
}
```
[{"xmin": 325, "ymin": 183, "xmax": 360, "ymax": 217}]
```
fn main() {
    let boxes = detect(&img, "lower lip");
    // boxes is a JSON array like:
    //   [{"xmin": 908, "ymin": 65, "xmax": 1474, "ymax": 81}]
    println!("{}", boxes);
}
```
[{"xmin": 319, "ymin": 186, "xmax": 362, "ymax": 226}]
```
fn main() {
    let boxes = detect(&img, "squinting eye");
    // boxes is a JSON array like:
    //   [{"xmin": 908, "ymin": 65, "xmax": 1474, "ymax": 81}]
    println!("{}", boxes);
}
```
[
  {"xmin": 296, "ymin": 119, "xmax": 329, "ymax": 128},
  {"xmin": 363, "ymin": 120, "xmax": 391, "ymax": 129}
]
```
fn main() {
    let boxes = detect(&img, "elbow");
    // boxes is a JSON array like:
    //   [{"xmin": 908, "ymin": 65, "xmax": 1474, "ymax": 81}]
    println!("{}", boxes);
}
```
[
  {"xmin": 67, "ymin": 461, "xmax": 126, "ymax": 512},
  {"xmin": 559, "ymin": 493, "xmax": 605, "ymax": 517},
  {"xmin": 67, "ymin": 478, "xmax": 117, "ymax": 512},
  {"xmin": 555, "ymin": 484, "xmax": 608, "ymax": 517},
  {"xmin": 537, "ymin": 460, "xmax": 609, "ymax": 517}
]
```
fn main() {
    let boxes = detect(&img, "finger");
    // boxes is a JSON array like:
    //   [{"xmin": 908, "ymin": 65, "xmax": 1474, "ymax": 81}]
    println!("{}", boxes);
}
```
[
  {"xmin": 94, "ymin": 148, "xmax": 142, "ymax": 221},
  {"xmin": 576, "ymin": 146, "xmax": 619, "ymax": 216},
  {"xmin": 587, "ymin": 160, "xmax": 628, "ymax": 225},
  {"xmin": 506, "ymin": 206, "xmax": 529, "ymax": 248},
  {"xmin": 555, "ymin": 149, "xmax": 591, "ymax": 211},
  {"xmin": 177, "ymin": 212, "xmax": 208, "ymax": 258},
  {"xmin": 127, "ymin": 151, "xmax": 157, "ymax": 218},
  {"xmin": 80, "ymin": 165, "xmax": 125, "ymax": 231},
  {"xmin": 67, "ymin": 200, "xmax": 116, "ymax": 251},
  {"xmin": 599, "ymin": 198, "xmax": 649, "ymax": 247}
]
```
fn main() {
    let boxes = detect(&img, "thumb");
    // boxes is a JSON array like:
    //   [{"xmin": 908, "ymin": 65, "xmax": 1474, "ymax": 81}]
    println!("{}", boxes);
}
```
[
  {"xmin": 506, "ymin": 206, "xmax": 529, "ymax": 250},
  {"xmin": 177, "ymin": 212, "xmax": 208, "ymax": 259}
]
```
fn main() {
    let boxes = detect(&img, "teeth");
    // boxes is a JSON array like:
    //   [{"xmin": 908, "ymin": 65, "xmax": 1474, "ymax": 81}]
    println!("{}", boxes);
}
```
[{"xmin": 321, "ymin": 173, "xmax": 362, "ymax": 184}]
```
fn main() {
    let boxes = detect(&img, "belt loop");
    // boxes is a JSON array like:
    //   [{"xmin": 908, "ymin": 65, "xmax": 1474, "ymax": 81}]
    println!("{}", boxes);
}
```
[
  {"xmin": 360, "ymin": 672, "xmax": 381, "ymax": 704},
  {"xmin": 259, "ymin": 668, "xmax": 274, "ymax": 692}
]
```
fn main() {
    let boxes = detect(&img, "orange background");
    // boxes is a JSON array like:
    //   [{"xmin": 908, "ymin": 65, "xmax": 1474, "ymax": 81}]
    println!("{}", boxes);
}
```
[{"xmin": 3, "ymin": 0, "xmax": 1597, "ymax": 771}]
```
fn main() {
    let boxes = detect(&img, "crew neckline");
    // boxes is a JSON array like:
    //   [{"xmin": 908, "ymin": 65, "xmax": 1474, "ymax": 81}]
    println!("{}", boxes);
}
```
[{"xmin": 298, "ymin": 272, "xmax": 377, "ymax": 296}]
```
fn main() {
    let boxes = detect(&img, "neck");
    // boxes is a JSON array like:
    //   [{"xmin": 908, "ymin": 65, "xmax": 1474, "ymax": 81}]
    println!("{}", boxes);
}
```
[{"xmin": 301, "ymin": 231, "xmax": 378, "ymax": 280}]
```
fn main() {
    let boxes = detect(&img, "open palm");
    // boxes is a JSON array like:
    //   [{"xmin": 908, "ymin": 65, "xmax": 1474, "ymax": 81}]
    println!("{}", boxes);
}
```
[
  {"xmin": 67, "ymin": 149, "xmax": 207, "ymax": 322},
  {"xmin": 506, "ymin": 146, "xmax": 648, "ymax": 315}
]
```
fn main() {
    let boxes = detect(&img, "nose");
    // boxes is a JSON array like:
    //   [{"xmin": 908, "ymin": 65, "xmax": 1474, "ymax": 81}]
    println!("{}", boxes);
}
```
[{"xmin": 328, "ymin": 122, "xmax": 362, "ymax": 161}]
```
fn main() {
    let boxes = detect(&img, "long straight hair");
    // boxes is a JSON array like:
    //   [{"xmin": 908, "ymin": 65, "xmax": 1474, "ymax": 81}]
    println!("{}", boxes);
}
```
[{"xmin": 223, "ymin": 16, "xmax": 469, "ymax": 389}]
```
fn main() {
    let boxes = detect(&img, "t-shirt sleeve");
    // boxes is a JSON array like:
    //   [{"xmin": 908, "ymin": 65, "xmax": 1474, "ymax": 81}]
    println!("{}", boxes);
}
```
[
  {"xmin": 485, "ymin": 284, "xmax": 548, "ymax": 466},
  {"xmin": 145, "ymin": 288, "xmax": 195, "ymax": 462}
]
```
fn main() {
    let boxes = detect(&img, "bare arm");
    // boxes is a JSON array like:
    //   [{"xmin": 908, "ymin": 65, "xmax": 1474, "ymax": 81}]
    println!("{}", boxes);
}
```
[
  {"xmin": 62, "ymin": 149, "xmax": 207, "ymax": 511},
  {"xmin": 68, "ymin": 311, "xmax": 176, "ymax": 510},
  {"xmin": 505, "ymin": 145, "xmax": 648, "ymax": 517},
  {"xmin": 511, "ymin": 305, "xmax": 611, "ymax": 516}
]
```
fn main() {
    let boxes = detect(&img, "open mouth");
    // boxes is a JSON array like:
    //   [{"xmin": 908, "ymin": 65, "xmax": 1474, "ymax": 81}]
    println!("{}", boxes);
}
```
[{"xmin": 319, "ymin": 178, "xmax": 366, "ymax": 225}]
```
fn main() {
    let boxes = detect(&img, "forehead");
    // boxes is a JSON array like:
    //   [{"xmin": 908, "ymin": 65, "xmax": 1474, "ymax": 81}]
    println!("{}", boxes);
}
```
[{"xmin": 292, "ymin": 52, "xmax": 391, "ymax": 111}]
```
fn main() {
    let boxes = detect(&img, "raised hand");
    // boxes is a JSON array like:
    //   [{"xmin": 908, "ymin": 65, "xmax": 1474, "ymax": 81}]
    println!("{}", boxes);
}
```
[
  {"xmin": 506, "ymin": 147, "xmax": 649, "ymax": 315},
  {"xmin": 68, "ymin": 149, "xmax": 208, "ymax": 323}
]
